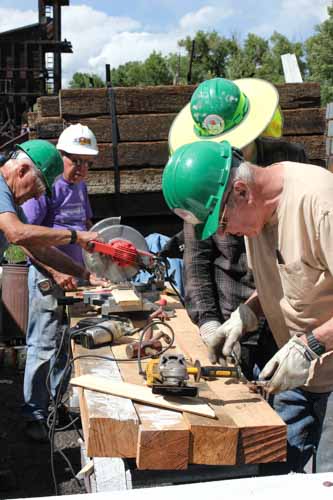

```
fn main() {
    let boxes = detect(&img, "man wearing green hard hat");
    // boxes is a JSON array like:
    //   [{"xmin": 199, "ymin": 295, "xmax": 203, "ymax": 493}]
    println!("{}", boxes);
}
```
[
  {"xmin": 0, "ymin": 138, "xmax": 106, "ymax": 305},
  {"xmin": 165, "ymin": 77, "xmax": 308, "ymax": 383},
  {"xmin": 162, "ymin": 136, "xmax": 333, "ymax": 474}
]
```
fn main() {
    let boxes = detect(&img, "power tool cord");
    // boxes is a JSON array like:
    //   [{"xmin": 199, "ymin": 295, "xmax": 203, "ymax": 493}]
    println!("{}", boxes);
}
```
[{"xmin": 46, "ymin": 317, "xmax": 175, "ymax": 495}]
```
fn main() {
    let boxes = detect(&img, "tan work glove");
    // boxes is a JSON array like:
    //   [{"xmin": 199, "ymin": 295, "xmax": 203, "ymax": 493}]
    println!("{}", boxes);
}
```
[
  {"xmin": 200, "ymin": 304, "xmax": 259, "ymax": 364},
  {"xmin": 258, "ymin": 336, "xmax": 319, "ymax": 394}
]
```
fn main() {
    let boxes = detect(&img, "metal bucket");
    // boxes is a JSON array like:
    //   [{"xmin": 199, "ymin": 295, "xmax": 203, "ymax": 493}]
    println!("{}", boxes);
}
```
[{"xmin": 0, "ymin": 264, "xmax": 29, "ymax": 344}]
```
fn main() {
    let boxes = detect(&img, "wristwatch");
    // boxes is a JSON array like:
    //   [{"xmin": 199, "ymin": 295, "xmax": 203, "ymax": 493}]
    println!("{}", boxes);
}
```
[
  {"xmin": 69, "ymin": 229, "xmax": 78, "ymax": 244},
  {"xmin": 306, "ymin": 332, "xmax": 326, "ymax": 356}
]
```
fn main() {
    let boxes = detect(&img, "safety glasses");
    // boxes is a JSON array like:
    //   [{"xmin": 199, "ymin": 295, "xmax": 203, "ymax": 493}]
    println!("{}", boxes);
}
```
[
  {"xmin": 218, "ymin": 190, "xmax": 232, "ymax": 233},
  {"xmin": 65, "ymin": 154, "xmax": 94, "ymax": 168}
]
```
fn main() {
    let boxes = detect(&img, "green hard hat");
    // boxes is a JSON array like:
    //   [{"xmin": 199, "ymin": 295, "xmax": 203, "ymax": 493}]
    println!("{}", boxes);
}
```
[
  {"xmin": 16, "ymin": 139, "xmax": 63, "ymax": 195},
  {"xmin": 162, "ymin": 140, "xmax": 240, "ymax": 240},
  {"xmin": 190, "ymin": 78, "xmax": 249, "ymax": 137}
]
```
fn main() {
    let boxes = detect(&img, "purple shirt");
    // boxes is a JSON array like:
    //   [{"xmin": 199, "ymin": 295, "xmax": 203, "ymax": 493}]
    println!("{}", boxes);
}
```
[{"xmin": 22, "ymin": 176, "xmax": 92, "ymax": 265}]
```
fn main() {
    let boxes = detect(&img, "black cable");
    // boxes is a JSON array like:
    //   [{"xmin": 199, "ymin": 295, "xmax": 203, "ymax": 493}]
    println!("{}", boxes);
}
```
[
  {"xmin": 159, "ymin": 255, "xmax": 185, "ymax": 307},
  {"xmin": 136, "ymin": 320, "xmax": 174, "ymax": 376},
  {"xmin": 47, "ymin": 317, "xmax": 175, "ymax": 495}
]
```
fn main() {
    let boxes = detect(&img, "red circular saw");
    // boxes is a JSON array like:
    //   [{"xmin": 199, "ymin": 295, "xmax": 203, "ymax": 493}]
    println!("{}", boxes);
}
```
[{"xmin": 83, "ymin": 220, "xmax": 154, "ymax": 282}]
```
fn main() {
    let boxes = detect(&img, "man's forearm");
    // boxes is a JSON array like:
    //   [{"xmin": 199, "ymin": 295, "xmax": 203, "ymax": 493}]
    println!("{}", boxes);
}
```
[
  {"xmin": 24, "ymin": 245, "xmax": 90, "ymax": 281},
  {"xmin": 0, "ymin": 213, "xmax": 74, "ymax": 248}
]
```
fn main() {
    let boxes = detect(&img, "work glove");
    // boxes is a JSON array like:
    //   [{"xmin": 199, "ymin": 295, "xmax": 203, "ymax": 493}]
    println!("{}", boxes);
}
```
[
  {"xmin": 258, "ymin": 336, "xmax": 319, "ymax": 394},
  {"xmin": 200, "ymin": 304, "xmax": 259, "ymax": 364}
]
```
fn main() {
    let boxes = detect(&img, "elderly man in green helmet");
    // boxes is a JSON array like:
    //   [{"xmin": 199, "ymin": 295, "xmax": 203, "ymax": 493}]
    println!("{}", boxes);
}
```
[
  {"xmin": 165, "ymin": 77, "xmax": 308, "ymax": 379},
  {"xmin": 0, "ymin": 139, "xmax": 105, "ymax": 306},
  {"xmin": 162, "ymin": 139, "xmax": 333, "ymax": 474}
]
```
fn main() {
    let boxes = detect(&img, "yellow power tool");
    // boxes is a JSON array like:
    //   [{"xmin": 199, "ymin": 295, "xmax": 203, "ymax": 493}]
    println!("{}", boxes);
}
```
[{"xmin": 145, "ymin": 353, "xmax": 241, "ymax": 397}]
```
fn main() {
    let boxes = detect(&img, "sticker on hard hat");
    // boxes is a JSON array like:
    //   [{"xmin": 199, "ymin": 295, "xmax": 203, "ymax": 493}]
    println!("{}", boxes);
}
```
[
  {"xmin": 74, "ymin": 137, "xmax": 92, "ymax": 145},
  {"xmin": 202, "ymin": 114, "xmax": 225, "ymax": 135},
  {"xmin": 174, "ymin": 208, "xmax": 202, "ymax": 225}
]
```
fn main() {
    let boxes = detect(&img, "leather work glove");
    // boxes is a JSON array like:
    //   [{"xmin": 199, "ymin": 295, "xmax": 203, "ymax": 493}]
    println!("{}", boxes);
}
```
[
  {"xmin": 258, "ymin": 336, "xmax": 319, "ymax": 394},
  {"xmin": 200, "ymin": 304, "xmax": 259, "ymax": 364}
]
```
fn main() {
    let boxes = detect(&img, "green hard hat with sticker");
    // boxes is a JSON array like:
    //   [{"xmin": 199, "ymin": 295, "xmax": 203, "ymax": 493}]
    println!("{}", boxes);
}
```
[
  {"xmin": 190, "ymin": 78, "xmax": 249, "ymax": 138},
  {"xmin": 162, "ymin": 140, "xmax": 241, "ymax": 240}
]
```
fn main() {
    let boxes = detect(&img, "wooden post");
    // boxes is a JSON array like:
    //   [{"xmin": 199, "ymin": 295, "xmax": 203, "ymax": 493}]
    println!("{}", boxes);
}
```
[{"xmin": 326, "ymin": 102, "xmax": 333, "ymax": 172}]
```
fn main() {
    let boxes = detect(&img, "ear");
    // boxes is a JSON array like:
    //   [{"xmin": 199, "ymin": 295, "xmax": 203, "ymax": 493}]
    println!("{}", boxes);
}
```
[
  {"xmin": 233, "ymin": 180, "xmax": 250, "ymax": 203},
  {"xmin": 18, "ymin": 162, "xmax": 31, "ymax": 178}
]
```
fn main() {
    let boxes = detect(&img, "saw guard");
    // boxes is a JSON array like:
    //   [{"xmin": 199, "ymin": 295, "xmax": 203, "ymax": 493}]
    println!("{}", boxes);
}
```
[{"xmin": 83, "ymin": 222, "xmax": 151, "ymax": 282}]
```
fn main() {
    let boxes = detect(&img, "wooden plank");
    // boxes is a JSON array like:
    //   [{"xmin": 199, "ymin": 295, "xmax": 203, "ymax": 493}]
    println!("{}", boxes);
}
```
[
  {"xmin": 111, "ymin": 288, "xmax": 142, "ymax": 307},
  {"xmin": 70, "ymin": 375, "xmax": 216, "ymax": 418},
  {"xmin": 168, "ymin": 305, "xmax": 287, "ymax": 465},
  {"xmin": 110, "ymin": 340, "xmax": 190, "ymax": 471},
  {"xmin": 73, "ymin": 114, "xmax": 175, "ymax": 143},
  {"xmin": 111, "ymin": 337, "xmax": 238, "ymax": 468},
  {"xmin": 183, "ymin": 383, "xmax": 239, "ymax": 465},
  {"xmin": 92, "ymin": 142, "xmax": 168, "ymax": 169},
  {"xmin": 277, "ymin": 82, "xmax": 320, "ymax": 109},
  {"xmin": 86, "ymin": 169, "xmax": 163, "ymax": 194},
  {"xmin": 283, "ymin": 108, "xmax": 325, "ymax": 135},
  {"xmin": 283, "ymin": 134, "xmax": 326, "ymax": 161},
  {"xmin": 58, "ymin": 83, "xmax": 320, "ymax": 118},
  {"xmin": 38, "ymin": 95, "xmax": 60, "ymax": 117},
  {"xmin": 33, "ymin": 108, "xmax": 325, "ymax": 142},
  {"xmin": 136, "ymin": 404, "xmax": 189, "ymax": 470},
  {"xmin": 60, "ymin": 85, "xmax": 196, "ymax": 117},
  {"xmin": 74, "ymin": 345, "xmax": 139, "ymax": 458},
  {"xmin": 90, "ymin": 135, "xmax": 325, "ymax": 172}
]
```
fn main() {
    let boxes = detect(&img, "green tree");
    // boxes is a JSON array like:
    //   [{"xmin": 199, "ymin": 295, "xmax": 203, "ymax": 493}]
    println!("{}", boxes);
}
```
[
  {"xmin": 178, "ymin": 31, "xmax": 238, "ymax": 82},
  {"xmin": 69, "ymin": 72, "xmax": 105, "ymax": 88},
  {"xmin": 141, "ymin": 51, "xmax": 173, "ymax": 85},
  {"xmin": 111, "ymin": 61, "xmax": 146, "ymax": 86},
  {"xmin": 306, "ymin": 6, "xmax": 333, "ymax": 104}
]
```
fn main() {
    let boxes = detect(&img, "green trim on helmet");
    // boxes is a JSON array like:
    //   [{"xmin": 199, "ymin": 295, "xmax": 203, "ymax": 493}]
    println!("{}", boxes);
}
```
[
  {"xmin": 191, "ymin": 78, "xmax": 249, "ymax": 138},
  {"xmin": 16, "ymin": 140, "xmax": 63, "ymax": 196},
  {"xmin": 162, "ymin": 140, "xmax": 236, "ymax": 240}
]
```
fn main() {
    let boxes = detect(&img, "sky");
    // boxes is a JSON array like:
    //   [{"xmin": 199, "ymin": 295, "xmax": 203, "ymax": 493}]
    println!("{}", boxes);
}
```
[{"xmin": 0, "ymin": 0, "xmax": 331, "ymax": 86}]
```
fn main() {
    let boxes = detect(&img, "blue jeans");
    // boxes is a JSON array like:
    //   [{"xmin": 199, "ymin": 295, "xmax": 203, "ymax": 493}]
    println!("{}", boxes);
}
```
[
  {"xmin": 272, "ymin": 387, "xmax": 333, "ymax": 472},
  {"xmin": 22, "ymin": 266, "xmax": 69, "ymax": 421}
]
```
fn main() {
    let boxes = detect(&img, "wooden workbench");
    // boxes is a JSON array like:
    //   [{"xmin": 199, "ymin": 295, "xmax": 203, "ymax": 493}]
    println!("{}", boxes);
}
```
[{"xmin": 70, "ymin": 295, "xmax": 286, "ymax": 491}]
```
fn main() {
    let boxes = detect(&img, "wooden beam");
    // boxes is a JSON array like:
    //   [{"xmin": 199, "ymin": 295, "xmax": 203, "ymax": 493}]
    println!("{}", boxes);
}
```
[
  {"xmin": 168, "ymin": 305, "xmax": 287, "ymax": 465},
  {"xmin": 56, "ymin": 83, "xmax": 320, "ymax": 118},
  {"xmin": 74, "ymin": 345, "xmax": 139, "ymax": 458},
  {"xmin": 86, "ymin": 169, "xmax": 163, "ymax": 194},
  {"xmin": 33, "ymin": 108, "xmax": 325, "ymax": 142}
]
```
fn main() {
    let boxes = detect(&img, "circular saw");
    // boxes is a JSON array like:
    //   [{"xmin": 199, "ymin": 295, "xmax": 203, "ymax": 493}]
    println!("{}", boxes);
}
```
[{"xmin": 83, "ymin": 220, "xmax": 154, "ymax": 283}]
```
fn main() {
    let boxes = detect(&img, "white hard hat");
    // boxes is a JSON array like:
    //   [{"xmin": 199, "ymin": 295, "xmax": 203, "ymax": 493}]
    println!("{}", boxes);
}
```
[{"xmin": 56, "ymin": 123, "xmax": 99, "ymax": 156}]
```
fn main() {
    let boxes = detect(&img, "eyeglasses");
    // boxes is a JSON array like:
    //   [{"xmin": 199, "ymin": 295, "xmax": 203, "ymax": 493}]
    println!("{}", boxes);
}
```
[
  {"xmin": 65, "ymin": 154, "xmax": 94, "ymax": 168},
  {"xmin": 218, "ymin": 190, "xmax": 232, "ymax": 234}
]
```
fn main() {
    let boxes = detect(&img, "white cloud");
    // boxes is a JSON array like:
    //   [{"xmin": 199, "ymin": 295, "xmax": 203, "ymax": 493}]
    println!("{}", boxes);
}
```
[
  {"xmin": 0, "ymin": 8, "xmax": 37, "ymax": 32},
  {"xmin": 179, "ymin": 5, "xmax": 234, "ymax": 31},
  {"xmin": 251, "ymin": 0, "xmax": 331, "ymax": 39},
  {"xmin": 281, "ymin": 0, "xmax": 330, "ymax": 22}
]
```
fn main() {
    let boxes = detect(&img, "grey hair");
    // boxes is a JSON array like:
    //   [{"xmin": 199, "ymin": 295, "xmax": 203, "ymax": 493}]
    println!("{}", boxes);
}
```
[
  {"xmin": 226, "ymin": 161, "xmax": 254, "ymax": 208},
  {"xmin": 233, "ymin": 161, "xmax": 254, "ymax": 184},
  {"xmin": 8, "ymin": 154, "xmax": 46, "ymax": 195}
]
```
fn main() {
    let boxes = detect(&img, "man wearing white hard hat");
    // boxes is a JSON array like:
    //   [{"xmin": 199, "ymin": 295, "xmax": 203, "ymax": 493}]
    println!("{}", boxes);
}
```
[{"xmin": 21, "ymin": 124, "xmax": 100, "ymax": 441}]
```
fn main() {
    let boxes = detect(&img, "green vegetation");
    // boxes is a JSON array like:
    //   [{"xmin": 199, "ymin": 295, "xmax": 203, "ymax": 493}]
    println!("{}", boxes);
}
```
[
  {"xmin": 3, "ymin": 245, "xmax": 27, "ymax": 264},
  {"xmin": 68, "ymin": 6, "xmax": 333, "ymax": 105}
]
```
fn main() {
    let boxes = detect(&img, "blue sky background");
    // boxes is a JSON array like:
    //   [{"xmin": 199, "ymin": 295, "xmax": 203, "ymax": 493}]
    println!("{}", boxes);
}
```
[{"xmin": 0, "ymin": 1, "xmax": 331, "ymax": 85}]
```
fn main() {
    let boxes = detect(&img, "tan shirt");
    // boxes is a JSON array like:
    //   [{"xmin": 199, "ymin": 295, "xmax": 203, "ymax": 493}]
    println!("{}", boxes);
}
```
[{"xmin": 246, "ymin": 162, "xmax": 333, "ymax": 393}]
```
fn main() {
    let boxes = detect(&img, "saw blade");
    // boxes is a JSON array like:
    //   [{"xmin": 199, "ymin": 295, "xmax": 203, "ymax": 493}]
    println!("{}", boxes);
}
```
[{"xmin": 83, "ymin": 222, "xmax": 150, "ymax": 283}]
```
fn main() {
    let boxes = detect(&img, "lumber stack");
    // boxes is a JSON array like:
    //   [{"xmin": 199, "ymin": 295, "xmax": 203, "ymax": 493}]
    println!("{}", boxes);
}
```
[
  {"xmin": 29, "ymin": 83, "xmax": 326, "ymax": 229},
  {"xmin": 72, "ymin": 298, "xmax": 286, "ymax": 470}
]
